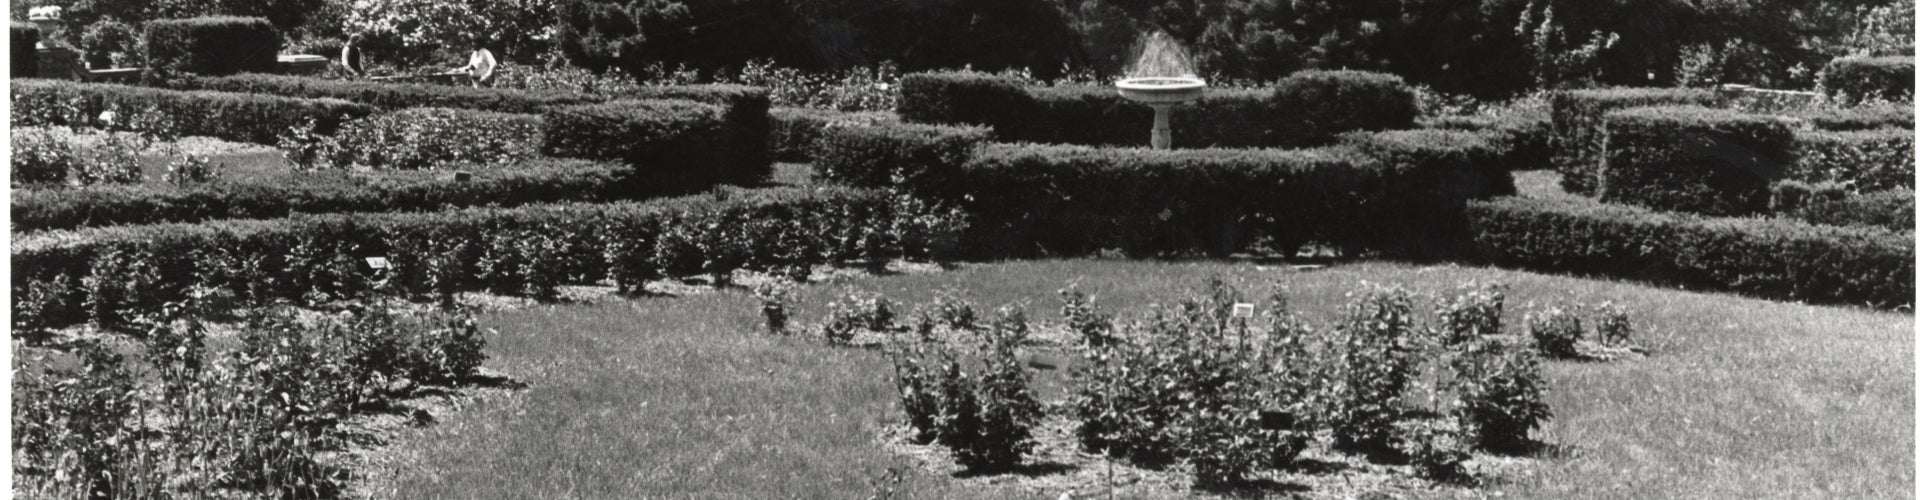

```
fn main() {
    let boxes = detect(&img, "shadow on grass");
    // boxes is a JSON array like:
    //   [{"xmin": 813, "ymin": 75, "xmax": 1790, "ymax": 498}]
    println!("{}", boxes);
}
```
[
  {"xmin": 1481, "ymin": 439, "xmax": 1578, "ymax": 459},
  {"xmin": 950, "ymin": 461, "xmax": 1079, "ymax": 479}
]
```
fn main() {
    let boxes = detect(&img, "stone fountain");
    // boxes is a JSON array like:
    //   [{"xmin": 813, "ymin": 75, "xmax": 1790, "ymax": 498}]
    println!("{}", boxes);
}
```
[{"xmin": 1115, "ymin": 32, "xmax": 1206, "ymax": 149}]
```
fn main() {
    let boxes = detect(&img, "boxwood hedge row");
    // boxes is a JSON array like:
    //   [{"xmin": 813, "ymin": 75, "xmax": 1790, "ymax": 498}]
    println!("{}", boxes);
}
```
[
  {"xmin": 897, "ymin": 69, "xmax": 1416, "ymax": 148},
  {"xmin": 1791, "ymin": 102, "xmax": 1914, "ymax": 131},
  {"xmin": 770, "ymin": 107, "xmax": 894, "ymax": 162},
  {"xmin": 542, "ymin": 99, "xmax": 765, "ymax": 189},
  {"xmin": 1598, "ymin": 106, "xmax": 1796, "ymax": 216},
  {"xmin": 11, "ymin": 159, "xmax": 637, "ymax": 232},
  {"xmin": 1788, "ymin": 127, "xmax": 1914, "ymax": 193},
  {"xmin": 1467, "ymin": 196, "xmax": 1912, "ymax": 308},
  {"xmin": 1769, "ymin": 181, "xmax": 1915, "ymax": 231},
  {"xmin": 11, "ymin": 79, "xmax": 377, "ymax": 145},
  {"xmin": 1421, "ymin": 113, "xmax": 1552, "ymax": 171},
  {"xmin": 13, "ymin": 187, "xmax": 965, "ymax": 331},
  {"xmin": 1549, "ymin": 87, "xmax": 1720, "ymax": 195},
  {"xmin": 171, "ymin": 73, "xmax": 604, "ymax": 113},
  {"xmin": 814, "ymin": 121, "xmax": 991, "ymax": 187},
  {"xmin": 1819, "ymin": 56, "xmax": 1916, "ymax": 104}
]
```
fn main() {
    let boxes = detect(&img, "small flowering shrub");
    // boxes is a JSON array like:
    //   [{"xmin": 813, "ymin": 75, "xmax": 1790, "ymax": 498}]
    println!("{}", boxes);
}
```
[
  {"xmin": 1435, "ymin": 281, "xmax": 1507, "ymax": 345},
  {"xmin": 752, "ymin": 279, "xmax": 797, "ymax": 335},
  {"xmin": 1392, "ymin": 418, "xmax": 1472, "ymax": 482},
  {"xmin": 321, "ymin": 107, "xmax": 546, "ymax": 171},
  {"xmin": 1058, "ymin": 283, "xmax": 1115, "ymax": 347},
  {"xmin": 161, "ymin": 152, "xmax": 219, "ymax": 185},
  {"xmin": 888, "ymin": 304, "xmax": 1041, "ymax": 471},
  {"xmin": 1526, "ymin": 304, "xmax": 1585, "ymax": 358},
  {"xmin": 1450, "ymin": 338, "xmax": 1553, "ymax": 452},
  {"xmin": 822, "ymin": 290, "xmax": 900, "ymax": 344},
  {"xmin": 1594, "ymin": 301, "xmax": 1634, "ymax": 346},
  {"xmin": 10, "ymin": 129, "xmax": 79, "ymax": 186},
  {"xmin": 1329, "ymin": 283, "xmax": 1424, "ymax": 453}
]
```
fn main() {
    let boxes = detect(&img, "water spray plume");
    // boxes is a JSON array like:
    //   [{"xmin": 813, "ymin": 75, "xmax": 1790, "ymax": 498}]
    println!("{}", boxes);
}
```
[{"xmin": 1126, "ymin": 31, "xmax": 1198, "ymax": 79}]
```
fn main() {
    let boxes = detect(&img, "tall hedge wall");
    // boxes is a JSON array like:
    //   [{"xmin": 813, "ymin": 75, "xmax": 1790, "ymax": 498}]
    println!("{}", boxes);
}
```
[
  {"xmin": 1550, "ymin": 87, "xmax": 1720, "ymax": 195},
  {"xmin": 143, "ymin": 16, "xmax": 281, "ymax": 78},
  {"xmin": 1598, "ymin": 106, "xmax": 1795, "ymax": 216},
  {"xmin": 541, "ymin": 99, "xmax": 746, "ymax": 191},
  {"xmin": 1467, "ymin": 196, "xmax": 1912, "ymax": 308},
  {"xmin": 617, "ymin": 84, "xmax": 773, "ymax": 184},
  {"xmin": 1788, "ymin": 127, "xmax": 1915, "ymax": 193},
  {"xmin": 12, "ymin": 23, "xmax": 38, "ymax": 78},
  {"xmin": 11, "ymin": 79, "xmax": 376, "ymax": 145},
  {"xmin": 1819, "ymin": 56, "xmax": 1916, "ymax": 104}
]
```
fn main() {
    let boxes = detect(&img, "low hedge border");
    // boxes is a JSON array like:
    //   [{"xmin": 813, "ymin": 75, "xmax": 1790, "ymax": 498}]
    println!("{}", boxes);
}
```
[
  {"xmin": 1466, "ymin": 196, "xmax": 1913, "ymax": 309},
  {"xmin": 616, "ymin": 84, "xmax": 773, "ymax": 184},
  {"xmin": 172, "ymin": 73, "xmax": 603, "ymax": 113},
  {"xmin": 1339, "ymin": 128, "xmax": 1517, "ymax": 198},
  {"xmin": 13, "ymin": 187, "xmax": 967, "ymax": 331},
  {"xmin": 12, "ymin": 78, "xmax": 377, "ymax": 145},
  {"xmin": 945, "ymin": 142, "xmax": 1505, "ymax": 259},
  {"xmin": 1819, "ymin": 56, "xmax": 1915, "ymax": 104},
  {"xmin": 1550, "ymin": 87, "xmax": 1720, "ymax": 195},
  {"xmin": 1788, "ymin": 127, "xmax": 1914, "ymax": 193},
  {"xmin": 1598, "ymin": 106, "xmax": 1795, "ymax": 216},
  {"xmin": 770, "ymin": 107, "xmax": 895, "ymax": 162},
  {"xmin": 1791, "ymin": 102, "xmax": 1914, "ymax": 131},
  {"xmin": 814, "ymin": 121, "xmax": 992, "ymax": 188},
  {"xmin": 1769, "ymin": 181, "xmax": 1915, "ymax": 231},
  {"xmin": 11, "ymin": 159, "xmax": 639, "ymax": 232},
  {"xmin": 1421, "ymin": 113, "xmax": 1552, "ymax": 171},
  {"xmin": 541, "ymin": 99, "xmax": 751, "ymax": 191}
]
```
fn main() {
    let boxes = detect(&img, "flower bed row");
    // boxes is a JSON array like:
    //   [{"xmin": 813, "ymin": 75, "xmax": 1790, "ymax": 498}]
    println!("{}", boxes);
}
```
[
  {"xmin": 1466, "ymin": 196, "xmax": 1913, "ymax": 308},
  {"xmin": 12, "ymin": 159, "xmax": 641, "ymax": 232},
  {"xmin": 13, "ymin": 187, "xmax": 968, "ymax": 331}
]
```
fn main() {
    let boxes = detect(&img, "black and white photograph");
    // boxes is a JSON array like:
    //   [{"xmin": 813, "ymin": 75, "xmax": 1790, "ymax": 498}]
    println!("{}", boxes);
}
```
[{"xmin": 4, "ymin": 0, "xmax": 1915, "ymax": 497}]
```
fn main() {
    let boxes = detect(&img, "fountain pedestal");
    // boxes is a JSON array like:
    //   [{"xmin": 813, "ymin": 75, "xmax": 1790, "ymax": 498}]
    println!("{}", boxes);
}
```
[{"xmin": 1117, "ymin": 77, "xmax": 1206, "ymax": 150}]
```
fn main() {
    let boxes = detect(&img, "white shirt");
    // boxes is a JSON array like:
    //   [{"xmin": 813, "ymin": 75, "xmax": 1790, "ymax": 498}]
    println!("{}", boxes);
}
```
[{"xmin": 467, "ymin": 49, "xmax": 497, "ymax": 81}]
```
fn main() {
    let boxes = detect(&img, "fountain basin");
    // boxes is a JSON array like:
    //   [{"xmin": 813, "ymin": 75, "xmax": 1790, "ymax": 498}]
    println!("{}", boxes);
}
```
[{"xmin": 1116, "ymin": 76, "xmax": 1206, "ymax": 104}]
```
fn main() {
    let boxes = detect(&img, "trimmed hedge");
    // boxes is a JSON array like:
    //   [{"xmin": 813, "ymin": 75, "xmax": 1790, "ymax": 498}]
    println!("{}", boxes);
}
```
[
  {"xmin": 1770, "ymin": 182, "xmax": 1915, "ymax": 231},
  {"xmin": 897, "ymin": 71, "xmax": 1035, "ymax": 138},
  {"xmin": 143, "ymin": 16, "xmax": 280, "ymax": 77},
  {"xmin": 1819, "ymin": 56, "xmax": 1915, "ymax": 104},
  {"xmin": 1550, "ymin": 88, "xmax": 1720, "ymax": 195},
  {"xmin": 1339, "ymin": 128, "xmax": 1517, "ymax": 198},
  {"xmin": 1791, "ymin": 102, "xmax": 1913, "ymax": 131},
  {"xmin": 541, "ymin": 99, "xmax": 743, "ymax": 191},
  {"xmin": 173, "ymin": 73, "xmax": 604, "ymax": 113},
  {"xmin": 1268, "ymin": 70, "xmax": 1420, "ymax": 146},
  {"xmin": 11, "ymin": 159, "xmax": 639, "ymax": 232},
  {"xmin": 1788, "ymin": 127, "xmax": 1914, "ymax": 193},
  {"xmin": 618, "ymin": 84, "xmax": 773, "ymax": 184},
  {"xmin": 1598, "ymin": 106, "xmax": 1795, "ymax": 216},
  {"xmin": 11, "ymin": 79, "xmax": 376, "ymax": 145},
  {"xmin": 323, "ymin": 107, "xmax": 547, "ymax": 171},
  {"xmin": 814, "ymin": 121, "xmax": 991, "ymax": 188},
  {"xmin": 769, "ymin": 107, "xmax": 894, "ymax": 162},
  {"xmin": 947, "ymin": 143, "xmax": 1502, "ymax": 259},
  {"xmin": 1421, "ymin": 113, "xmax": 1552, "ymax": 171},
  {"xmin": 1466, "ymin": 196, "xmax": 1913, "ymax": 309},
  {"xmin": 897, "ymin": 70, "xmax": 1415, "ymax": 148},
  {"xmin": 12, "ymin": 23, "xmax": 38, "ymax": 78},
  {"xmin": 14, "ymin": 187, "xmax": 966, "ymax": 330}
]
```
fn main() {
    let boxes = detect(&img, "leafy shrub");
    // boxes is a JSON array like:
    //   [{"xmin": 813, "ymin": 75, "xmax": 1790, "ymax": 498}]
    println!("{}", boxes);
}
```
[
  {"xmin": 1524, "ymin": 303, "xmax": 1584, "ymax": 358},
  {"xmin": 751, "ymin": 279, "xmax": 796, "ymax": 335},
  {"xmin": 1434, "ymin": 281, "xmax": 1507, "ymax": 345},
  {"xmin": 1791, "ymin": 102, "xmax": 1913, "ymax": 131},
  {"xmin": 822, "ymin": 290, "xmax": 900, "ymax": 344},
  {"xmin": 1268, "ymin": 70, "xmax": 1420, "ymax": 146},
  {"xmin": 1058, "ymin": 284, "xmax": 1115, "ymax": 347},
  {"xmin": 1771, "ymin": 182, "xmax": 1915, "ymax": 231},
  {"xmin": 1599, "ymin": 106, "xmax": 1795, "ymax": 215},
  {"xmin": 1422, "ymin": 113, "xmax": 1553, "ymax": 171},
  {"xmin": 12, "ymin": 79, "xmax": 376, "ymax": 145},
  {"xmin": 142, "ymin": 16, "xmax": 281, "ymax": 78},
  {"xmin": 1788, "ymin": 127, "xmax": 1914, "ymax": 193},
  {"xmin": 896, "ymin": 71, "xmax": 1037, "ymax": 138},
  {"xmin": 12, "ymin": 159, "xmax": 633, "ymax": 232},
  {"xmin": 815, "ymin": 121, "xmax": 991, "ymax": 188},
  {"xmin": 1391, "ymin": 418, "xmax": 1471, "ymax": 482},
  {"xmin": 11, "ymin": 128, "xmax": 80, "ymax": 186},
  {"xmin": 948, "ymin": 307, "xmax": 1043, "ymax": 472},
  {"xmin": 1449, "ymin": 338, "xmax": 1553, "ymax": 452},
  {"xmin": 953, "ymin": 143, "xmax": 1496, "ymax": 259},
  {"xmin": 1549, "ymin": 88, "xmax": 1719, "ymax": 194},
  {"xmin": 12, "ymin": 22, "xmax": 38, "ymax": 77},
  {"xmin": 81, "ymin": 19, "xmax": 140, "ymax": 69},
  {"xmin": 1467, "ymin": 197, "xmax": 1913, "ymax": 309},
  {"xmin": 1328, "ymin": 283, "xmax": 1424, "ymax": 453},
  {"xmin": 1819, "ymin": 56, "xmax": 1915, "ymax": 104},
  {"xmin": 161, "ymin": 153, "xmax": 219, "ymax": 185},
  {"xmin": 1593, "ymin": 301, "xmax": 1633, "ymax": 346},
  {"xmin": 320, "ymin": 108, "xmax": 545, "ymax": 171},
  {"xmin": 542, "ymin": 99, "xmax": 743, "ymax": 191},
  {"xmin": 171, "ymin": 73, "xmax": 604, "ymax": 113},
  {"xmin": 770, "ymin": 107, "xmax": 894, "ymax": 162}
]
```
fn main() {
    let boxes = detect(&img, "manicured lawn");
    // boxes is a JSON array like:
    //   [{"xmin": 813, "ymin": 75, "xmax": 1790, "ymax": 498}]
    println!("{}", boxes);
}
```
[{"xmin": 371, "ymin": 259, "xmax": 1913, "ymax": 499}]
